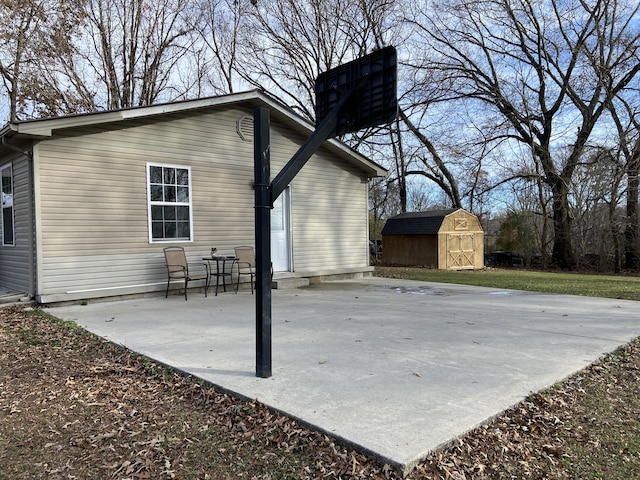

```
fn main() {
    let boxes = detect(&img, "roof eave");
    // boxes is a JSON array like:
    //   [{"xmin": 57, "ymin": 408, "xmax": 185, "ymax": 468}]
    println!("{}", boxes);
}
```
[{"xmin": 2, "ymin": 90, "xmax": 388, "ymax": 177}]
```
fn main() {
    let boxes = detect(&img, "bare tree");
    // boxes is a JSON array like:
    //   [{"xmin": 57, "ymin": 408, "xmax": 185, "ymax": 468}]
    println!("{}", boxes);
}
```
[
  {"xmin": 237, "ymin": 0, "xmax": 397, "ymax": 121},
  {"xmin": 354, "ymin": 117, "xmax": 413, "ymax": 212},
  {"xmin": 0, "ymin": 0, "xmax": 45, "ymax": 120},
  {"xmin": 80, "ymin": 0, "xmax": 196, "ymax": 109},
  {"xmin": 400, "ymin": 110, "xmax": 463, "ymax": 208},
  {"xmin": 621, "ymin": 122, "xmax": 640, "ymax": 270},
  {"xmin": 570, "ymin": 147, "xmax": 625, "ymax": 270},
  {"xmin": 0, "ymin": 0, "xmax": 86, "ymax": 120},
  {"xmin": 405, "ymin": 0, "xmax": 640, "ymax": 268},
  {"xmin": 190, "ymin": 0, "xmax": 255, "ymax": 95},
  {"xmin": 369, "ymin": 176, "xmax": 401, "ymax": 241},
  {"xmin": 394, "ymin": 8, "xmax": 503, "ymax": 213},
  {"xmin": 607, "ymin": 88, "xmax": 640, "ymax": 269}
]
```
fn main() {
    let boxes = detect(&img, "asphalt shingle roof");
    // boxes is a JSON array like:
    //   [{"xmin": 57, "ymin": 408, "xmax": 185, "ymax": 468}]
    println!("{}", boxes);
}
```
[{"xmin": 381, "ymin": 209, "xmax": 457, "ymax": 235}]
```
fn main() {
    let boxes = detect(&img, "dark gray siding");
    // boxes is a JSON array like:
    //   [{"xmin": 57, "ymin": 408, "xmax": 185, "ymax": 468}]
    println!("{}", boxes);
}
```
[{"xmin": 0, "ymin": 152, "xmax": 34, "ymax": 295}]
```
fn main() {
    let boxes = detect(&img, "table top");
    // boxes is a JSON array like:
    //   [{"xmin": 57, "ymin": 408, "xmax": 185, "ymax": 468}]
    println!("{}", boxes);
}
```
[{"xmin": 203, "ymin": 255, "xmax": 238, "ymax": 261}]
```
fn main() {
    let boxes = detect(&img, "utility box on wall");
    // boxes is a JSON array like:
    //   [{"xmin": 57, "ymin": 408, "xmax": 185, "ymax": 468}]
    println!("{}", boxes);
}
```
[{"xmin": 381, "ymin": 209, "xmax": 484, "ymax": 270}]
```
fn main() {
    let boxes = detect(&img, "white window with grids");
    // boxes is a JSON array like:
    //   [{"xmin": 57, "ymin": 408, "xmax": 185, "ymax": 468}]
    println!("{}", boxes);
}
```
[{"xmin": 147, "ymin": 163, "xmax": 193, "ymax": 242}]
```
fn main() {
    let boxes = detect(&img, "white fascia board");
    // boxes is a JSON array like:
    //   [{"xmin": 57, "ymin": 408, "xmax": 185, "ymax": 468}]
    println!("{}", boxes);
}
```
[
  {"xmin": 11, "ymin": 91, "xmax": 265, "ymax": 137},
  {"xmin": 14, "ymin": 111, "xmax": 126, "ymax": 137},
  {"xmin": 119, "ymin": 90, "xmax": 265, "ymax": 120},
  {"xmin": 6, "ymin": 90, "xmax": 387, "ymax": 177}
]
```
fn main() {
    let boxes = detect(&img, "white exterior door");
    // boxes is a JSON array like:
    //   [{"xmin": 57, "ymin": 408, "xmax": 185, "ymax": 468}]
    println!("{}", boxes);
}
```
[{"xmin": 271, "ymin": 188, "xmax": 291, "ymax": 272}]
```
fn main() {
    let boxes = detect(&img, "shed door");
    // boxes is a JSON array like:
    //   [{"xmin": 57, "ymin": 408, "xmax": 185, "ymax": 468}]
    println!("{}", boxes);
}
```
[
  {"xmin": 271, "ymin": 188, "xmax": 291, "ymax": 272},
  {"xmin": 446, "ymin": 233, "xmax": 475, "ymax": 270}
]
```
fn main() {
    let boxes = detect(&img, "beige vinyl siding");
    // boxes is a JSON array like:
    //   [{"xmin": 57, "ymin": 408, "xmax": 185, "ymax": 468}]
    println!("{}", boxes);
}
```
[
  {"xmin": 35, "ymin": 108, "xmax": 255, "ymax": 300},
  {"xmin": 33, "ymin": 106, "xmax": 372, "ymax": 302},
  {"xmin": 0, "ymin": 154, "xmax": 34, "ymax": 294},
  {"xmin": 268, "ymin": 126, "xmax": 370, "ymax": 275},
  {"xmin": 39, "ymin": 251, "xmax": 207, "ymax": 295},
  {"xmin": 291, "ymin": 157, "xmax": 369, "ymax": 274},
  {"xmin": 37, "ymin": 108, "xmax": 252, "ymax": 254}
]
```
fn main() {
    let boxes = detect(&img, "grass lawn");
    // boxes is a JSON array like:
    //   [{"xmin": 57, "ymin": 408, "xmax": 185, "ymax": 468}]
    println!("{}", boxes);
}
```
[{"xmin": 375, "ymin": 266, "xmax": 640, "ymax": 301}]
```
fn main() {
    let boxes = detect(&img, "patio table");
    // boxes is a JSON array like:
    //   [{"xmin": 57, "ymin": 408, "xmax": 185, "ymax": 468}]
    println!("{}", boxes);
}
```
[{"xmin": 203, "ymin": 255, "xmax": 238, "ymax": 295}]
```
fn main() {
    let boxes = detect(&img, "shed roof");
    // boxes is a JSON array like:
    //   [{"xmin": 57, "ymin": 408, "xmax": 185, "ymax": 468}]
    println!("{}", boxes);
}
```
[{"xmin": 381, "ymin": 209, "xmax": 458, "ymax": 235}]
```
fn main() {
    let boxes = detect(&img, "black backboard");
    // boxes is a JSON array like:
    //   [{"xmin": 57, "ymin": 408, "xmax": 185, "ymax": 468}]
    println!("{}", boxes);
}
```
[{"xmin": 315, "ymin": 46, "xmax": 397, "ymax": 137}]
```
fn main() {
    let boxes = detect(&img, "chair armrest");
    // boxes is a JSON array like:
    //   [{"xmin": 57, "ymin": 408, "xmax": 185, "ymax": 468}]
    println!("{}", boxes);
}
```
[{"xmin": 185, "ymin": 262, "xmax": 208, "ymax": 277}]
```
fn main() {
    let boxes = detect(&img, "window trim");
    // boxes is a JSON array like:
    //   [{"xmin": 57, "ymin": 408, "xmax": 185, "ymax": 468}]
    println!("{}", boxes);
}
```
[
  {"xmin": 146, "ymin": 162, "xmax": 194, "ymax": 243},
  {"xmin": 1, "ymin": 162, "xmax": 15, "ymax": 247}
]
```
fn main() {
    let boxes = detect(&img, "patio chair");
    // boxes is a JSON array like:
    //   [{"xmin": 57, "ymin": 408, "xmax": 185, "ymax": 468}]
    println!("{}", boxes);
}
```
[
  {"xmin": 234, "ymin": 246, "xmax": 272, "ymax": 294},
  {"xmin": 164, "ymin": 246, "xmax": 208, "ymax": 300},
  {"xmin": 235, "ymin": 246, "xmax": 256, "ymax": 293}
]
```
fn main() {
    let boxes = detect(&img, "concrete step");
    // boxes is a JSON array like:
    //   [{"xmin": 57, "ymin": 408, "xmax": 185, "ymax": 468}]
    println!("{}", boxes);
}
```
[{"xmin": 271, "ymin": 277, "xmax": 310, "ymax": 289}]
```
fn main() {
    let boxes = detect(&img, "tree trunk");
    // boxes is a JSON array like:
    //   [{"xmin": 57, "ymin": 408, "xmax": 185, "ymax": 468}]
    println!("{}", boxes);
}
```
[
  {"xmin": 609, "ymin": 180, "xmax": 623, "ymax": 273},
  {"xmin": 550, "ymin": 178, "xmax": 576, "ymax": 268},
  {"xmin": 398, "ymin": 176, "xmax": 407, "ymax": 213},
  {"xmin": 624, "ymin": 154, "xmax": 640, "ymax": 270}
]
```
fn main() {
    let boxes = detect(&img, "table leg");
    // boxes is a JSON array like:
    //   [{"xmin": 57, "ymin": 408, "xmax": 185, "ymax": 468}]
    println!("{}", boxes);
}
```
[
  {"xmin": 232, "ymin": 260, "xmax": 238, "ymax": 294},
  {"xmin": 204, "ymin": 263, "xmax": 210, "ymax": 297},
  {"xmin": 222, "ymin": 260, "xmax": 227, "ymax": 293}
]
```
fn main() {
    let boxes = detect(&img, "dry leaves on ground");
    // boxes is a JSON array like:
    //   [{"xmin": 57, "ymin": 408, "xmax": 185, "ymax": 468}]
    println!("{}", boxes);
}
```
[{"xmin": 2, "ymin": 304, "xmax": 640, "ymax": 479}]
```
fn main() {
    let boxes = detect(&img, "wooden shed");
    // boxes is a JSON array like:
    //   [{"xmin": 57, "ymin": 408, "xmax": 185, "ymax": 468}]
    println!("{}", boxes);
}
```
[{"xmin": 381, "ymin": 209, "xmax": 484, "ymax": 270}]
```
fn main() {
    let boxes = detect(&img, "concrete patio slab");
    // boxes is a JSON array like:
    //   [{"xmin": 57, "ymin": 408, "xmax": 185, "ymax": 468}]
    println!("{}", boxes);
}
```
[{"xmin": 47, "ymin": 277, "xmax": 640, "ymax": 472}]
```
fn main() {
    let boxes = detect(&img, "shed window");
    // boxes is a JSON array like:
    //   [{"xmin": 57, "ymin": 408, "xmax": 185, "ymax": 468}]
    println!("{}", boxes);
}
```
[
  {"xmin": 1, "ymin": 164, "xmax": 14, "ymax": 246},
  {"xmin": 454, "ymin": 218, "xmax": 468, "ymax": 230},
  {"xmin": 147, "ymin": 164, "xmax": 193, "ymax": 242}
]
